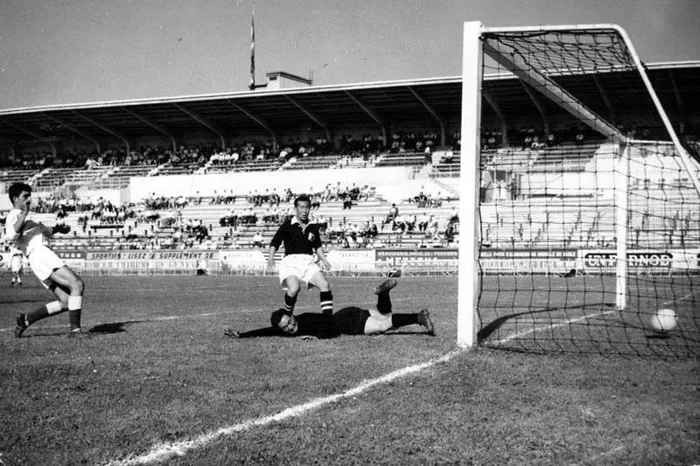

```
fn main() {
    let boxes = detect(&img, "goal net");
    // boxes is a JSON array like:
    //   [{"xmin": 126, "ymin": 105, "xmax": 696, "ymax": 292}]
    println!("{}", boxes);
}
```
[{"xmin": 458, "ymin": 23, "xmax": 700, "ymax": 357}]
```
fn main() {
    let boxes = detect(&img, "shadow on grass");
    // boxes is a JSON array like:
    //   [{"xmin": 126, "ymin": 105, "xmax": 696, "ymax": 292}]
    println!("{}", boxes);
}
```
[
  {"xmin": 0, "ymin": 298, "xmax": 47, "ymax": 305},
  {"xmin": 383, "ymin": 330, "xmax": 435, "ymax": 336},
  {"xmin": 89, "ymin": 322, "xmax": 130, "ymax": 334},
  {"xmin": 477, "ymin": 302, "xmax": 698, "ymax": 358},
  {"xmin": 477, "ymin": 302, "xmax": 616, "ymax": 343},
  {"xmin": 18, "ymin": 319, "xmax": 152, "ymax": 338}
]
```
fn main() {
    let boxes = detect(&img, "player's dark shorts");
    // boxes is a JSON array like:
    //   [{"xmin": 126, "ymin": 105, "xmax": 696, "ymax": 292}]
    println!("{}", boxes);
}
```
[{"xmin": 333, "ymin": 307, "xmax": 370, "ymax": 335}]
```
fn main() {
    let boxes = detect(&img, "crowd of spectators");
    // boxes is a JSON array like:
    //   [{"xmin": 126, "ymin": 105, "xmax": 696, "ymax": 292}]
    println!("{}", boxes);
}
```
[
  {"xmin": 1, "ymin": 129, "xmax": 464, "ymax": 171},
  {"xmin": 1, "ymin": 144, "xmax": 219, "ymax": 170},
  {"xmin": 207, "ymin": 138, "xmax": 335, "ymax": 169},
  {"xmin": 480, "ymin": 126, "xmax": 607, "ymax": 151},
  {"xmin": 408, "ymin": 191, "xmax": 444, "ymax": 208},
  {"xmin": 4, "ymin": 126, "xmax": 697, "ymax": 173}
]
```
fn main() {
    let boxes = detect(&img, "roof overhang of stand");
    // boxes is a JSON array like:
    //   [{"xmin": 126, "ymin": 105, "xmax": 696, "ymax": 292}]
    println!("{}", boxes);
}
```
[{"xmin": 0, "ymin": 61, "xmax": 698, "ymax": 146}]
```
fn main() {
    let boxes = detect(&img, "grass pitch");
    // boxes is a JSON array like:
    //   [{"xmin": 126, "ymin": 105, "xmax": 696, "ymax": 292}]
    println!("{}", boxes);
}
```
[{"xmin": 1, "ymin": 273, "xmax": 698, "ymax": 465}]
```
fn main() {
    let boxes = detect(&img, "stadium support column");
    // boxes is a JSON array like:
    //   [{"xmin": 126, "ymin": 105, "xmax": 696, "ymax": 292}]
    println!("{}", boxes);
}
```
[
  {"xmin": 592, "ymin": 75, "xmax": 616, "ymax": 124},
  {"xmin": 406, "ymin": 86, "xmax": 446, "ymax": 146},
  {"xmin": 286, "ymin": 96, "xmax": 331, "ymax": 143},
  {"xmin": 520, "ymin": 82, "xmax": 549, "ymax": 137},
  {"xmin": 121, "ymin": 107, "xmax": 177, "ymax": 153},
  {"xmin": 173, "ymin": 103, "xmax": 226, "ymax": 150},
  {"xmin": 228, "ymin": 101, "xmax": 278, "ymax": 152},
  {"xmin": 615, "ymin": 142, "xmax": 629, "ymax": 310},
  {"xmin": 668, "ymin": 70, "xmax": 687, "ymax": 135},
  {"xmin": 43, "ymin": 113, "xmax": 101, "ymax": 154},
  {"xmin": 73, "ymin": 111, "xmax": 130, "ymax": 156},
  {"xmin": 457, "ymin": 21, "xmax": 482, "ymax": 349},
  {"xmin": 4, "ymin": 119, "xmax": 58, "ymax": 158},
  {"xmin": 483, "ymin": 91, "xmax": 508, "ymax": 146},
  {"xmin": 344, "ymin": 91, "xmax": 387, "ymax": 149}
]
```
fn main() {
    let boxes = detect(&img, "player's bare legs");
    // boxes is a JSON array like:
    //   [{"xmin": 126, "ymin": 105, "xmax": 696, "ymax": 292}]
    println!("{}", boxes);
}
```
[
  {"xmin": 283, "ymin": 276, "xmax": 301, "ymax": 313},
  {"xmin": 15, "ymin": 266, "xmax": 85, "ymax": 337},
  {"xmin": 308, "ymin": 270, "xmax": 333, "ymax": 315},
  {"xmin": 49, "ymin": 266, "xmax": 85, "ymax": 333},
  {"xmin": 364, "ymin": 278, "xmax": 434, "ymax": 335}
]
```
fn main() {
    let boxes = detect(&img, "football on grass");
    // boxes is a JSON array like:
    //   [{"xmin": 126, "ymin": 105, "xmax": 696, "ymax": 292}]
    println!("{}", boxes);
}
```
[{"xmin": 650, "ymin": 308, "xmax": 677, "ymax": 332}]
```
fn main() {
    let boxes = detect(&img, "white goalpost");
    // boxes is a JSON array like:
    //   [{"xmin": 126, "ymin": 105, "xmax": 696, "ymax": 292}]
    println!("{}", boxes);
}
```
[
  {"xmin": 457, "ymin": 21, "xmax": 700, "ymax": 355},
  {"xmin": 457, "ymin": 21, "xmax": 483, "ymax": 348}
]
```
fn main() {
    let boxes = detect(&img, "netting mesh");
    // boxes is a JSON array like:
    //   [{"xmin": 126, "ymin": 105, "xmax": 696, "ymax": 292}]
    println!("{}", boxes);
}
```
[{"xmin": 474, "ymin": 28, "xmax": 700, "ymax": 357}]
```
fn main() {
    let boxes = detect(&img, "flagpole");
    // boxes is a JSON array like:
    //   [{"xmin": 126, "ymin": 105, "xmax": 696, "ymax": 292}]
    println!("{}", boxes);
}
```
[{"xmin": 249, "ymin": 4, "xmax": 256, "ymax": 90}]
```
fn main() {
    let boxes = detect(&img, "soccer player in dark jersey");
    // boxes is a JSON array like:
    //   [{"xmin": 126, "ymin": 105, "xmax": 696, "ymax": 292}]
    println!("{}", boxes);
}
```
[
  {"xmin": 224, "ymin": 278, "xmax": 435, "ymax": 339},
  {"xmin": 267, "ymin": 194, "xmax": 333, "ymax": 315}
]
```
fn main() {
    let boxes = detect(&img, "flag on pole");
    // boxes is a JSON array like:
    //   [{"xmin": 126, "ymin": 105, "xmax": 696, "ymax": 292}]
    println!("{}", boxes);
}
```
[{"xmin": 249, "ymin": 8, "xmax": 256, "ymax": 90}]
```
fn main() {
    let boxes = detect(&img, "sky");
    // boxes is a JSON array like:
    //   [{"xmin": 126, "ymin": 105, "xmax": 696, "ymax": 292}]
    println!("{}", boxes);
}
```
[{"xmin": 0, "ymin": 0, "xmax": 698, "ymax": 110}]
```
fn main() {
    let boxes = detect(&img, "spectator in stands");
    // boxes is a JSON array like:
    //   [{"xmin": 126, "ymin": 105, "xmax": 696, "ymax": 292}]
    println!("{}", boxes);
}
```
[
  {"xmin": 385, "ymin": 203, "xmax": 399, "ymax": 226},
  {"xmin": 85, "ymin": 156, "xmax": 100, "ymax": 169},
  {"xmin": 421, "ymin": 213, "xmax": 433, "ymax": 233},
  {"xmin": 448, "ymin": 206, "xmax": 458, "ymax": 225},
  {"xmin": 531, "ymin": 136, "xmax": 546, "ymax": 150},
  {"xmin": 252, "ymin": 230, "xmax": 264, "ymax": 248},
  {"xmin": 342, "ymin": 192, "xmax": 353, "ymax": 210},
  {"xmin": 310, "ymin": 194, "xmax": 321, "ymax": 211}
]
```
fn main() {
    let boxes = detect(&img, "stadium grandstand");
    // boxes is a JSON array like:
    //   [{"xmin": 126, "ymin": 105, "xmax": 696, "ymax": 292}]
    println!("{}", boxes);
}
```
[
  {"xmin": 1, "ymin": 61, "xmax": 698, "ymax": 257},
  {"xmin": 2, "ymin": 12, "xmax": 700, "ymax": 465}
]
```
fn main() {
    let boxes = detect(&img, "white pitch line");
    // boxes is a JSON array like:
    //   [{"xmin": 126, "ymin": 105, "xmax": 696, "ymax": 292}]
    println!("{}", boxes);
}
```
[
  {"xmin": 105, "ymin": 308, "xmax": 610, "ymax": 465},
  {"xmin": 104, "ymin": 348, "xmax": 465, "ymax": 466},
  {"xmin": 661, "ymin": 292, "xmax": 694, "ymax": 306},
  {"xmin": 492, "ymin": 309, "xmax": 617, "ymax": 345}
]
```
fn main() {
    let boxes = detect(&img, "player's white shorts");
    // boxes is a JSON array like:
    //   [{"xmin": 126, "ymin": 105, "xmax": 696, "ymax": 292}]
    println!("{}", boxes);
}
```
[
  {"xmin": 28, "ymin": 245, "xmax": 65, "ymax": 282},
  {"xmin": 278, "ymin": 254, "xmax": 322, "ymax": 287},
  {"xmin": 364, "ymin": 308, "xmax": 393, "ymax": 335},
  {"xmin": 10, "ymin": 255, "xmax": 24, "ymax": 273}
]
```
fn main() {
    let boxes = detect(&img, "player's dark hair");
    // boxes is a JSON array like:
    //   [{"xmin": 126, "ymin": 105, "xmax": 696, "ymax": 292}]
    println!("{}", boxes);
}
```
[
  {"xmin": 270, "ymin": 308, "xmax": 291, "ymax": 328},
  {"xmin": 8, "ymin": 182, "xmax": 31, "ymax": 203},
  {"xmin": 294, "ymin": 194, "xmax": 311, "ymax": 207}
]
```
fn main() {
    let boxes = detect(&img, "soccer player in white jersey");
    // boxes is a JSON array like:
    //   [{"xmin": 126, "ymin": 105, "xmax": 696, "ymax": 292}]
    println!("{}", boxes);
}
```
[
  {"xmin": 3, "ymin": 182, "xmax": 85, "ymax": 337},
  {"xmin": 9, "ymin": 246, "xmax": 24, "ymax": 286}
]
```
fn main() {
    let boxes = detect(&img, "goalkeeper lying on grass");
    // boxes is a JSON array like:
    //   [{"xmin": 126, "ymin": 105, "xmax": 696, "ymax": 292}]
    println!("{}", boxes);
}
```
[{"xmin": 224, "ymin": 278, "xmax": 435, "ymax": 339}]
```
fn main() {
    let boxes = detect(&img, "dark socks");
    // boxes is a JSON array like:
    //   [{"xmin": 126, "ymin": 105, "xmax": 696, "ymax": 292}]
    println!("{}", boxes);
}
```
[
  {"xmin": 392, "ymin": 313, "xmax": 419, "ymax": 328},
  {"xmin": 26, "ymin": 306, "xmax": 50, "ymax": 325},
  {"xmin": 320, "ymin": 291, "xmax": 333, "ymax": 315},
  {"xmin": 376, "ymin": 292, "xmax": 392, "ymax": 314},
  {"xmin": 69, "ymin": 310, "xmax": 81, "ymax": 331},
  {"xmin": 284, "ymin": 293, "xmax": 297, "ymax": 313}
]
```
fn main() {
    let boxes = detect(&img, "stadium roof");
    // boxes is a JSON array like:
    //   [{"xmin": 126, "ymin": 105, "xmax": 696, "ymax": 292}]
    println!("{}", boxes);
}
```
[{"xmin": 0, "ymin": 61, "xmax": 698, "ymax": 148}]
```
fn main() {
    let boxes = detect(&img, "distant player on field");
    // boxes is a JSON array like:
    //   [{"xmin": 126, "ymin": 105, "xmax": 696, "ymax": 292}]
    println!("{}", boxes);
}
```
[
  {"xmin": 3, "ymin": 182, "xmax": 85, "ymax": 337},
  {"xmin": 9, "ymin": 246, "xmax": 23, "ymax": 287},
  {"xmin": 267, "ymin": 194, "xmax": 334, "ymax": 315},
  {"xmin": 224, "ymin": 277, "xmax": 435, "ymax": 339}
]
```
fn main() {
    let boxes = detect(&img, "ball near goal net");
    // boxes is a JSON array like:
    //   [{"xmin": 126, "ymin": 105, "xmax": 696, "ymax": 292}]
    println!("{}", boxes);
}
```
[{"xmin": 458, "ymin": 22, "xmax": 700, "ymax": 357}]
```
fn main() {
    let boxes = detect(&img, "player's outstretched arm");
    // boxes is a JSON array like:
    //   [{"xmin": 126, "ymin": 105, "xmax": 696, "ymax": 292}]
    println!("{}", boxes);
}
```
[
  {"xmin": 225, "ymin": 326, "xmax": 284, "ymax": 338},
  {"xmin": 36, "ymin": 222, "xmax": 54, "ymax": 237}
]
